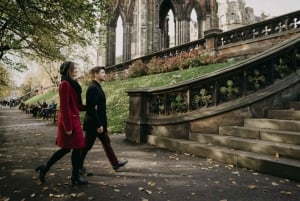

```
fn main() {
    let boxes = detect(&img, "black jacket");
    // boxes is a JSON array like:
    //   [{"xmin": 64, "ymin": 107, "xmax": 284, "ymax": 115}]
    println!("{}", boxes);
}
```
[{"xmin": 83, "ymin": 80, "xmax": 107, "ymax": 132}]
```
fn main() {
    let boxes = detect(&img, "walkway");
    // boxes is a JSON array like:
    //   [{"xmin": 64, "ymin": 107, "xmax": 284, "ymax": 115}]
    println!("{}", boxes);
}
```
[{"xmin": 0, "ymin": 108, "xmax": 299, "ymax": 201}]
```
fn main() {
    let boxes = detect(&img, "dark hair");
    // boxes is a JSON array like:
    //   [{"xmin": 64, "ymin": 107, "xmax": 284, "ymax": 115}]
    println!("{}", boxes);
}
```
[
  {"xmin": 60, "ymin": 61, "xmax": 75, "ymax": 77},
  {"xmin": 90, "ymin": 66, "xmax": 105, "ymax": 78}
]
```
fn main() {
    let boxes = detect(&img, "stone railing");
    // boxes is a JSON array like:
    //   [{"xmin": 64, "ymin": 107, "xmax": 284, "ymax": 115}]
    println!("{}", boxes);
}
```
[
  {"xmin": 106, "ymin": 38, "xmax": 205, "ymax": 73},
  {"xmin": 148, "ymin": 39, "xmax": 299, "ymax": 116},
  {"xmin": 106, "ymin": 10, "xmax": 300, "ymax": 75},
  {"xmin": 216, "ymin": 11, "xmax": 300, "ymax": 47},
  {"xmin": 126, "ymin": 34, "xmax": 300, "ymax": 143}
]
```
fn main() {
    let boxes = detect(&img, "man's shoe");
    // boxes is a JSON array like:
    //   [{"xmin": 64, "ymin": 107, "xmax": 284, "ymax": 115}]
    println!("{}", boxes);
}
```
[
  {"xmin": 79, "ymin": 167, "xmax": 93, "ymax": 176},
  {"xmin": 71, "ymin": 176, "xmax": 88, "ymax": 185},
  {"xmin": 113, "ymin": 160, "xmax": 128, "ymax": 171}
]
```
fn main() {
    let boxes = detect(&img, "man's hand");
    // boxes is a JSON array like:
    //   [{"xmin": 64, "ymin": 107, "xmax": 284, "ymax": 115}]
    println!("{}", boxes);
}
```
[{"xmin": 96, "ymin": 126, "xmax": 103, "ymax": 134}]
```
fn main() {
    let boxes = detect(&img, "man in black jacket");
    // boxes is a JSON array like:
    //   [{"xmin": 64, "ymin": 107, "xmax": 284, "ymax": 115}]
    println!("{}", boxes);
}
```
[{"xmin": 79, "ymin": 66, "xmax": 127, "ymax": 175}]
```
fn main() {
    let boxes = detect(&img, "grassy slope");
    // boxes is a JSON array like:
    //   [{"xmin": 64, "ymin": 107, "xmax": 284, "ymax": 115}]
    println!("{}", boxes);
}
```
[{"xmin": 25, "ymin": 61, "xmax": 236, "ymax": 133}]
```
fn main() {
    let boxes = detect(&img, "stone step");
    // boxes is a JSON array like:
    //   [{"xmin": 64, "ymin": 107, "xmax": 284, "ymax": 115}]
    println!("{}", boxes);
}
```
[
  {"xmin": 218, "ymin": 126, "xmax": 300, "ymax": 145},
  {"xmin": 148, "ymin": 135, "xmax": 300, "ymax": 182},
  {"xmin": 288, "ymin": 101, "xmax": 300, "ymax": 110},
  {"xmin": 189, "ymin": 133, "xmax": 300, "ymax": 160},
  {"xmin": 267, "ymin": 109, "xmax": 300, "ymax": 120},
  {"xmin": 244, "ymin": 118, "xmax": 300, "ymax": 132}
]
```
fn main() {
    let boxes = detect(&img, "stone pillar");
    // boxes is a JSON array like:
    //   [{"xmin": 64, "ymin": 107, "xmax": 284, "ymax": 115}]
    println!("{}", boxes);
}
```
[
  {"xmin": 210, "ymin": 0, "xmax": 219, "ymax": 28},
  {"xmin": 124, "ymin": 22, "xmax": 131, "ymax": 61},
  {"xmin": 182, "ymin": 17, "xmax": 190, "ymax": 43},
  {"xmin": 204, "ymin": 28, "xmax": 222, "ymax": 49},
  {"xmin": 126, "ymin": 89, "xmax": 149, "ymax": 143},
  {"xmin": 106, "ymin": 25, "xmax": 116, "ymax": 66},
  {"xmin": 97, "ymin": 25, "xmax": 107, "ymax": 66},
  {"xmin": 176, "ymin": 18, "xmax": 188, "ymax": 46}
]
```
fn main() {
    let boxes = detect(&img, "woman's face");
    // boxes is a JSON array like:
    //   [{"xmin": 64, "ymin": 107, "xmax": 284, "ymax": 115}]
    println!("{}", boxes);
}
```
[{"xmin": 69, "ymin": 67, "xmax": 78, "ymax": 79}]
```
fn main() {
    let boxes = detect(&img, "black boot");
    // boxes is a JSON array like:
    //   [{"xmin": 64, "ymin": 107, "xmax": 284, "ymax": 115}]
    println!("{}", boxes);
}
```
[
  {"xmin": 71, "ymin": 149, "xmax": 88, "ymax": 185},
  {"xmin": 35, "ymin": 165, "xmax": 48, "ymax": 183},
  {"xmin": 71, "ymin": 175, "xmax": 88, "ymax": 185}
]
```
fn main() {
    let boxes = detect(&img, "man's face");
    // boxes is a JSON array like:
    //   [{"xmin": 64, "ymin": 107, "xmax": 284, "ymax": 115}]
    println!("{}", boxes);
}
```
[{"xmin": 96, "ymin": 69, "xmax": 106, "ymax": 82}]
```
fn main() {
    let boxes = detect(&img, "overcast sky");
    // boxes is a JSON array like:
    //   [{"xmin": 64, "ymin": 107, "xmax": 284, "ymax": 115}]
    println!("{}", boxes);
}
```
[{"xmin": 244, "ymin": 0, "xmax": 300, "ymax": 16}]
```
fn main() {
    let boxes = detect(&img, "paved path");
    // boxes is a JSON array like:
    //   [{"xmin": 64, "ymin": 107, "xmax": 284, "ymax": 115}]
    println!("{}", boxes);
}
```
[{"xmin": 0, "ymin": 108, "xmax": 300, "ymax": 201}]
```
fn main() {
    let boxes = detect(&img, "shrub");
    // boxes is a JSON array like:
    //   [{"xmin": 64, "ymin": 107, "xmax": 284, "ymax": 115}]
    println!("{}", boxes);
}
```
[
  {"xmin": 128, "ymin": 59, "xmax": 147, "ymax": 77},
  {"xmin": 146, "ymin": 56, "xmax": 165, "ymax": 74}
]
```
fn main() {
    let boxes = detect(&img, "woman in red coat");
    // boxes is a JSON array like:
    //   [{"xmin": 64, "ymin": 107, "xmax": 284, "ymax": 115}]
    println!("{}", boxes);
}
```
[{"xmin": 35, "ymin": 61, "xmax": 88, "ymax": 185}]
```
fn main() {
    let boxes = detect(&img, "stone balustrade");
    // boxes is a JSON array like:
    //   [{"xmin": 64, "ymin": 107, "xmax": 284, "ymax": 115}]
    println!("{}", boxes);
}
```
[{"xmin": 125, "ymin": 34, "xmax": 300, "ymax": 143}]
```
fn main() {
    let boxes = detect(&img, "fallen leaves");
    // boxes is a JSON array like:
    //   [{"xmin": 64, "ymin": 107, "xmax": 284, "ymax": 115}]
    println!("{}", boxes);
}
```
[
  {"xmin": 49, "ymin": 192, "xmax": 86, "ymax": 198},
  {"xmin": 138, "ymin": 187, "xmax": 152, "ymax": 195},
  {"xmin": 280, "ymin": 191, "xmax": 292, "ymax": 195}
]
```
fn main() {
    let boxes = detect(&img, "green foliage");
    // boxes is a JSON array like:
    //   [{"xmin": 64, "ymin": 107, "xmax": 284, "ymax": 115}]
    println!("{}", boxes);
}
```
[
  {"xmin": 25, "ymin": 61, "xmax": 236, "ymax": 133},
  {"xmin": 0, "ymin": 0, "xmax": 111, "ymax": 70},
  {"xmin": 0, "ymin": 64, "xmax": 11, "ymax": 98},
  {"xmin": 26, "ymin": 89, "xmax": 59, "ymax": 106}
]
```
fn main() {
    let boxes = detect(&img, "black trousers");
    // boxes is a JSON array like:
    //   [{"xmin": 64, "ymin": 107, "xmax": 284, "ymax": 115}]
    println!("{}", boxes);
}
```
[
  {"xmin": 46, "ymin": 148, "xmax": 81, "ymax": 177},
  {"xmin": 79, "ymin": 130, "xmax": 118, "ymax": 168}
]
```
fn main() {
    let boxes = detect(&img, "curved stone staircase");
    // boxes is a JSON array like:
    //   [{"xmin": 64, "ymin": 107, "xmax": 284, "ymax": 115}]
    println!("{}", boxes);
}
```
[
  {"xmin": 144, "ymin": 34, "xmax": 300, "ymax": 181},
  {"xmin": 148, "ymin": 101, "xmax": 300, "ymax": 181}
]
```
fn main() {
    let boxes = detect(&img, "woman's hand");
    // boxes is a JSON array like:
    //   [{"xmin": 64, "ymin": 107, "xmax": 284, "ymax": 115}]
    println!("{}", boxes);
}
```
[
  {"xmin": 65, "ymin": 130, "xmax": 72, "ymax": 135},
  {"xmin": 96, "ymin": 126, "xmax": 103, "ymax": 134}
]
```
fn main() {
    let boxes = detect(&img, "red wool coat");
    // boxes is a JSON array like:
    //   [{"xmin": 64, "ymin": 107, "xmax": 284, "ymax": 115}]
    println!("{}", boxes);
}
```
[{"xmin": 56, "ymin": 80, "xmax": 85, "ymax": 149}]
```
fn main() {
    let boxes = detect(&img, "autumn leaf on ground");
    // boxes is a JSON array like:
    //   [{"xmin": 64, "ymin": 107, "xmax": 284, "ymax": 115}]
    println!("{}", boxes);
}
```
[
  {"xmin": 0, "ymin": 176, "xmax": 7, "ymax": 180},
  {"xmin": 145, "ymin": 190, "xmax": 152, "ymax": 195},
  {"xmin": 274, "ymin": 152, "xmax": 280, "ymax": 160},
  {"xmin": 49, "ymin": 194, "xmax": 65, "ymax": 198},
  {"xmin": 77, "ymin": 192, "xmax": 85, "ymax": 198},
  {"xmin": 138, "ymin": 187, "xmax": 152, "ymax": 195},
  {"xmin": 248, "ymin": 185, "xmax": 256, "ymax": 190},
  {"xmin": 148, "ymin": 181, "xmax": 156, "ymax": 187},
  {"xmin": 279, "ymin": 179, "xmax": 289, "ymax": 183},
  {"xmin": 225, "ymin": 164, "xmax": 234, "ymax": 169},
  {"xmin": 2, "ymin": 197, "xmax": 10, "ymax": 201},
  {"xmin": 69, "ymin": 193, "xmax": 76, "ymax": 197},
  {"xmin": 232, "ymin": 171, "xmax": 240, "ymax": 176},
  {"xmin": 280, "ymin": 191, "xmax": 292, "ymax": 195}
]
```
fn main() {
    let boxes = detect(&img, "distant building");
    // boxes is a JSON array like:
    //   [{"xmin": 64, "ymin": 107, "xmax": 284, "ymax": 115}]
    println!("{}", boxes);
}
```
[{"xmin": 217, "ymin": 0, "xmax": 259, "ymax": 31}]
